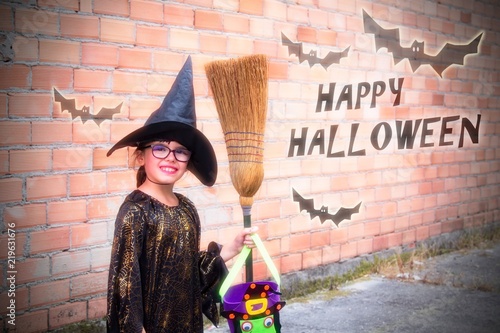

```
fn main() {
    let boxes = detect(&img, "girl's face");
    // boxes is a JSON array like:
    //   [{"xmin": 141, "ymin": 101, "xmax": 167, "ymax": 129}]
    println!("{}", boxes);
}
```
[{"xmin": 139, "ymin": 141, "xmax": 191, "ymax": 186}]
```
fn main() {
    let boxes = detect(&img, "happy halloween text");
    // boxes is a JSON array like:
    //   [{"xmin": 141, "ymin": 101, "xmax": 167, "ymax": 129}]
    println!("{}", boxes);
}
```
[{"xmin": 287, "ymin": 77, "xmax": 480, "ymax": 158}]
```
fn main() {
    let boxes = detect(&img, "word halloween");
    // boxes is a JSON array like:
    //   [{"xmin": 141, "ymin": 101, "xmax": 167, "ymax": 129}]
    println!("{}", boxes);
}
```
[{"xmin": 288, "ymin": 114, "xmax": 481, "ymax": 158}]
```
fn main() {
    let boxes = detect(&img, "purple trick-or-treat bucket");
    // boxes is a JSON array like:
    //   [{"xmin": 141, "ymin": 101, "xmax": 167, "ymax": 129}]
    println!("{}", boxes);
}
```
[{"xmin": 219, "ymin": 235, "xmax": 285, "ymax": 333}]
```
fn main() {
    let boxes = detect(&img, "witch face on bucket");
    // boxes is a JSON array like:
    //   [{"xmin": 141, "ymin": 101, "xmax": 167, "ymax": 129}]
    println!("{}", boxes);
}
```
[{"xmin": 221, "ymin": 281, "xmax": 285, "ymax": 333}]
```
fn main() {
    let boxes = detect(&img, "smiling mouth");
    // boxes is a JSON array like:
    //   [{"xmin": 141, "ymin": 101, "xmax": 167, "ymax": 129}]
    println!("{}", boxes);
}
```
[{"xmin": 160, "ymin": 166, "xmax": 177, "ymax": 173}]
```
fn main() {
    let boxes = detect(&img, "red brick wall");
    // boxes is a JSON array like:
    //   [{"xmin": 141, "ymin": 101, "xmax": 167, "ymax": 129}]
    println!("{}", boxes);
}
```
[{"xmin": 0, "ymin": 0, "xmax": 499, "ymax": 331}]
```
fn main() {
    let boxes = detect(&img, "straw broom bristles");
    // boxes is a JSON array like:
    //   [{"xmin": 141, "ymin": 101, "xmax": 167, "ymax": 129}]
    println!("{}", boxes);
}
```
[{"xmin": 205, "ymin": 54, "xmax": 268, "ymax": 208}]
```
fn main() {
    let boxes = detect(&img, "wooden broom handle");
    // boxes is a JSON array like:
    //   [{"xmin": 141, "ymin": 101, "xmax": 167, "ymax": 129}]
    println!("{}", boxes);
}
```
[
  {"xmin": 242, "ymin": 205, "xmax": 253, "ymax": 281},
  {"xmin": 241, "ymin": 196, "xmax": 254, "ymax": 281}
]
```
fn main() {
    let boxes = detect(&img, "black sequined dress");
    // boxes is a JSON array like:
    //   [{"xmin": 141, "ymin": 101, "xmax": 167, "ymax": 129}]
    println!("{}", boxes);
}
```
[{"xmin": 107, "ymin": 190, "xmax": 226, "ymax": 333}]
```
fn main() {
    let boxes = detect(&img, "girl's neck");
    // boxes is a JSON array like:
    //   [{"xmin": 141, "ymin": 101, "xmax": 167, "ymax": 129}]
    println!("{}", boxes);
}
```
[{"xmin": 138, "ymin": 180, "xmax": 178, "ymax": 207}]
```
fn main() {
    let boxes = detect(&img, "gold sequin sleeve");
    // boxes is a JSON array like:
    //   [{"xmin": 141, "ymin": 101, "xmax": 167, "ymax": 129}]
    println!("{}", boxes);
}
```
[{"xmin": 107, "ymin": 200, "xmax": 146, "ymax": 333}]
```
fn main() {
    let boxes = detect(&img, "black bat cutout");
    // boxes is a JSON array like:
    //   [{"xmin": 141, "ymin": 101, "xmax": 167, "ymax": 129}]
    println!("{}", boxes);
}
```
[
  {"xmin": 292, "ymin": 188, "xmax": 361, "ymax": 226},
  {"xmin": 362, "ymin": 9, "xmax": 482, "ymax": 77},
  {"xmin": 281, "ymin": 32, "xmax": 350, "ymax": 70},
  {"xmin": 53, "ymin": 88, "xmax": 123, "ymax": 126}
]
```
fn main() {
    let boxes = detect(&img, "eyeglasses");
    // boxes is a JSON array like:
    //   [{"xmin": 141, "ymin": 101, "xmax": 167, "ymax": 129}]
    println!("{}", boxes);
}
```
[{"xmin": 143, "ymin": 144, "xmax": 192, "ymax": 162}]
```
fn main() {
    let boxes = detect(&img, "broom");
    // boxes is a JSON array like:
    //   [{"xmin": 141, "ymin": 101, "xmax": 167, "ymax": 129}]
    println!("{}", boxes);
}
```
[{"xmin": 205, "ymin": 54, "xmax": 268, "ymax": 282}]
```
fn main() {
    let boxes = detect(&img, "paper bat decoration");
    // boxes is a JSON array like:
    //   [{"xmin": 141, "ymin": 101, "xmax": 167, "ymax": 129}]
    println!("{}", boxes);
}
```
[
  {"xmin": 281, "ymin": 32, "xmax": 350, "ymax": 70},
  {"xmin": 53, "ymin": 88, "xmax": 122, "ymax": 125},
  {"xmin": 362, "ymin": 9, "xmax": 482, "ymax": 77},
  {"xmin": 292, "ymin": 188, "xmax": 361, "ymax": 226}
]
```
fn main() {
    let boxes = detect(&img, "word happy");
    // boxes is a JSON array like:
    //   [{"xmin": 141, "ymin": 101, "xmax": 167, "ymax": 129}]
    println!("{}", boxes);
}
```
[{"xmin": 288, "ymin": 78, "xmax": 481, "ymax": 158}]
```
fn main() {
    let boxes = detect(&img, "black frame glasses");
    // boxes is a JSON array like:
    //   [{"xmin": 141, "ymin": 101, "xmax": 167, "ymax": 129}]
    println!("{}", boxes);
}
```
[{"xmin": 142, "ymin": 144, "xmax": 192, "ymax": 162}]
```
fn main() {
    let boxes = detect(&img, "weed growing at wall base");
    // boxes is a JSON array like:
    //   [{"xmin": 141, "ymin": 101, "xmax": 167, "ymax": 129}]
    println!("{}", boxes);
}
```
[{"xmin": 281, "ymin": 224, "xmax": 500, "ymax": 300}]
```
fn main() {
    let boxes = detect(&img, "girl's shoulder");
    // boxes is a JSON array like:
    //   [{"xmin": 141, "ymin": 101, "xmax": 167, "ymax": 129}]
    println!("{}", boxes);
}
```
[
  {"xmin": 175, "ymin": 192, "xmax": 195, "ymax": 209},
  {"xmin": 124, "ymin": 189, "xmax": 150, "ymax": 205},
  {"xmin": 116, "ymin": 190, "xmax": 150, "ymax": 214}
]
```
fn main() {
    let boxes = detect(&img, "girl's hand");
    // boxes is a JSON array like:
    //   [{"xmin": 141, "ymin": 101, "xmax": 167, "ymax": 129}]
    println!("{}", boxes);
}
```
[
  {"xmin": 241, "ymin": 226, "xmax": 258, "ymax": 249},
  {"xmin": 221, "ymin": 227, "xmax": 258, "ymax": 262}
]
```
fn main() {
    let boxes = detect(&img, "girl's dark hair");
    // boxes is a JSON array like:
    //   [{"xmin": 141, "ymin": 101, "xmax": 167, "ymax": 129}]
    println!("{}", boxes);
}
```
[
  {"xmin": 136, "ymin": 165, "xmax": 147, "ymax": 187},
  {"xmin": 133, "ymin": 147, "xmax": 147, "ymax": 187}
]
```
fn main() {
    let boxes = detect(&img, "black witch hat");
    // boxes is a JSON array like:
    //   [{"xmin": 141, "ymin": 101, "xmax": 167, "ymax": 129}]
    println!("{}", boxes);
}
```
[{"xmin": 107, "ymin": 56, "xmax": 217, "ymax": 186}]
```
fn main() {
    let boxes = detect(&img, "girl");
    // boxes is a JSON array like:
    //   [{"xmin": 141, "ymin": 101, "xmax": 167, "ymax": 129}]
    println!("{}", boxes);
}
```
[{"xmin": 106, "ymin": 57, "xmax": 257, "ymax": 333}]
